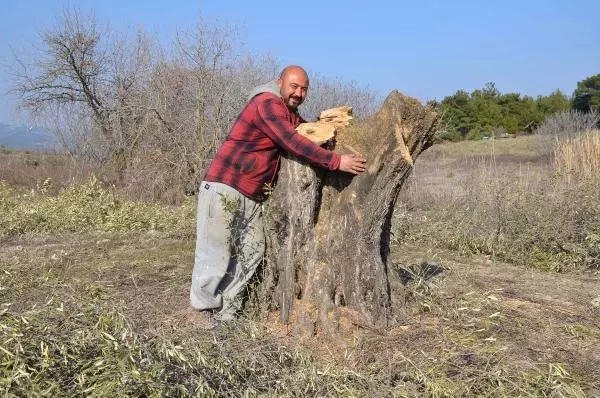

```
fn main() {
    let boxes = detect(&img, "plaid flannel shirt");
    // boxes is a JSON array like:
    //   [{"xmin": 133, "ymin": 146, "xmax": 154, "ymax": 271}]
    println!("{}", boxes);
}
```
[{"xmin": 204, "ymin": 92, "xmax": 341, "ymax": 201}]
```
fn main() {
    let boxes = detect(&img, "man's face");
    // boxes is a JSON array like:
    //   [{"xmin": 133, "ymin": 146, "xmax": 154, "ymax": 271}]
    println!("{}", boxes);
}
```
[{"xmin": 277, "ymin": 71, "xmax": 309, "ymax": 111}]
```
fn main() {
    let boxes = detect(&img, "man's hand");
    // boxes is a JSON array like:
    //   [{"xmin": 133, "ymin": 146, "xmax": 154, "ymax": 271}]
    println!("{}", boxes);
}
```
[{"xmin": 338, "ymin": 154, "xmax": 367, "ymax": 175}]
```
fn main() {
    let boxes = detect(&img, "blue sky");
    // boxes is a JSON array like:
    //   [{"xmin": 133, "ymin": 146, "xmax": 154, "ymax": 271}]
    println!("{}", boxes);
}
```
[{"xmin": 1, "ymin": 0, "xmax": 598, "ymax": 124}]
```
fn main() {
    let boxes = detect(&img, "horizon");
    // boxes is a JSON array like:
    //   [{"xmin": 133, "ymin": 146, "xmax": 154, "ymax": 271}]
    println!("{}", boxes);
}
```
[{"xmin": 1, "ymin": 0, "xmax": 599, "ymax": 125}]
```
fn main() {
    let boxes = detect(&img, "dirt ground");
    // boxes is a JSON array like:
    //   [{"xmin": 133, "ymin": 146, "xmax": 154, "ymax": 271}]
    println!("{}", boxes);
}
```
[
  {"xmin": 1, "ymin": 232, "xmax": 599, "ymax": 395},
  {"xmin": 390, "ymin": 245, "xmax": 600, "ymax": 387}
]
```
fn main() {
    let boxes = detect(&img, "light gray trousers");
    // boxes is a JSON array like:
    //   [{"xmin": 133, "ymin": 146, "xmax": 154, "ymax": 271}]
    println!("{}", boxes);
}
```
[{"xmin": 190, "ymin": 181, "xmax": 265, "ymax": 321}]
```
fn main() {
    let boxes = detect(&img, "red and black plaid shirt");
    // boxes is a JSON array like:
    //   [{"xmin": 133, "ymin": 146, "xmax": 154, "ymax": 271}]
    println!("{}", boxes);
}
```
[{"xmin": 205, "ymin": 92, "xmax": 341, "ymax": 201}]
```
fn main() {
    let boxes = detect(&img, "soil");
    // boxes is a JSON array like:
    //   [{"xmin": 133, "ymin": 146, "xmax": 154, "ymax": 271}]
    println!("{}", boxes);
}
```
[{"xmin": 2, "ymin": 233, "xmax": 599, "ymax": 393}]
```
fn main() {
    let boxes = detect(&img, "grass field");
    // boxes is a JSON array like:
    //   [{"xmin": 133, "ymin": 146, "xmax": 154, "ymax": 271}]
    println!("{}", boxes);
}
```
[
  {"xmin": 396, "ymin": 133, "xmax": 600, "ymax": 272},
  {"xmin": 1, "ymin": 135, "xmax": 599, "ymax": 396}
]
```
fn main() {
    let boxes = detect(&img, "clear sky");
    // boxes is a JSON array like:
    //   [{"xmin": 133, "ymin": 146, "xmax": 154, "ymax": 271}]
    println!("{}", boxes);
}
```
[{"xmin": 1, "ymin": 0, "xmax": 598, "ymax": 124}]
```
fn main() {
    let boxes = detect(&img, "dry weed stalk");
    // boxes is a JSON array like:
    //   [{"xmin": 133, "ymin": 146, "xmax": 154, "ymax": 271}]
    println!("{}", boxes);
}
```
[{"xmin": 553, "ymin": 130, "xmax": 600, "ymax": 184}]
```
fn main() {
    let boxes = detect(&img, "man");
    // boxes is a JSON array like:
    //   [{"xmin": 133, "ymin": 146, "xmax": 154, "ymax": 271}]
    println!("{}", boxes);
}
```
[{"xmin": 190, "ymin": 65, "xmax": 366, "ymax": 323}]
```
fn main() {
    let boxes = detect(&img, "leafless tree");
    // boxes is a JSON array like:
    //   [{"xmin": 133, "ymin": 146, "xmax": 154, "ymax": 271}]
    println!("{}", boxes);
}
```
[
  {"xmin": 535, "ymin": 109, "xmax": 600, "ymax": 157},
  {"xmin": 535, "ymin": 109, "xmax": 600, "ymax": 139},
  {"xmin": 11, "ymin": 8, "xmax": 158, "ymax": 182},
  {"xmin": 125, "ymin": 18, "xmax": 279, "ymax": 200},
  {"xmin": 10, "ymin": 8, "xmax": 380, "ymax": 202},
  {"xmin": 302, "ymin": 74, "xmax": 382, "ymax": 121}
]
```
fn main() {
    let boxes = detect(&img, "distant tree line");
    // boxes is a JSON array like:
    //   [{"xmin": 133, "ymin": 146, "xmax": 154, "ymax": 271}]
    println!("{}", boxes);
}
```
[{"xmin": 435, "ymin": 74, "xmax": 600, "ymax": 141}]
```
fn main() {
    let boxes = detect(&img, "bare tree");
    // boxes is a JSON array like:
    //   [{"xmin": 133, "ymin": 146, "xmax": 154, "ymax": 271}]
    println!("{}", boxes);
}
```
[
  {"xmin": 123, "ymin": 19, "xmax": 279, "ymax": 200},
  {"xmin": 11, "ymin": 8, "xmax": 158, "ymax": 182},
  {"xmin": 535, "ymin": 109, "xmax": 600, "ymax": 139},
  {"xmin": 12, "ymin": 9, "xmax": 109, "ymax": 143},
  {"xmin": 302, "ymin": 74, "xmax": 382, "ymax": 120},
  {"xmin": 9, "ymin": 8, "xmax": 382, "ymax": 203}
]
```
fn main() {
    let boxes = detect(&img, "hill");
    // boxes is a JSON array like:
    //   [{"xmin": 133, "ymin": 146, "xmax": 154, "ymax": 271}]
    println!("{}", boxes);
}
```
[{"xmin": 0, "ymin": 122, "xmax": 58, "ymax": 150}]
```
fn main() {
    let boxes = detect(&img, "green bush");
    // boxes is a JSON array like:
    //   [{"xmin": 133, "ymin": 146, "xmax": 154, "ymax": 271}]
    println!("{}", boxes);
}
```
[
  {"xmin": 0, "ymin": 177, "xmax": 196, "ymax": 236},
  {"xmin": 436, "ymin": 130, "xmax": 464, "ymax": 142}
]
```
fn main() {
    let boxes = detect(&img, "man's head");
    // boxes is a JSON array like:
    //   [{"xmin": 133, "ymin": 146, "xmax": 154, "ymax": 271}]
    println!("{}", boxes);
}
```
[{"xmin": 277, "ymin": 65, "xmax": 309, "ymax": 111}]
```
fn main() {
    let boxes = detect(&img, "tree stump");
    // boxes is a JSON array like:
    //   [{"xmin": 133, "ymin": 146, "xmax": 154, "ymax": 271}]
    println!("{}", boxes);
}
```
[{"xmin": 260, "ymin": 91, "xmax": 439, "ymax": 335}]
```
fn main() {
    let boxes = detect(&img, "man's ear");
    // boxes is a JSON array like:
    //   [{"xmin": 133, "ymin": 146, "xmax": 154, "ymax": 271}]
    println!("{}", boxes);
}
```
[{"xmin": 277, "ymin": 79, "xmax": 283, "ymax": 90}]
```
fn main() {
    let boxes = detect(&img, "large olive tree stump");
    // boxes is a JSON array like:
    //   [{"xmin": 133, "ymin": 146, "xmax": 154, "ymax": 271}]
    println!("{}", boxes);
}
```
[{"xmin": 259, "ymin": 91, "xmax": 439, "ymax": 334}]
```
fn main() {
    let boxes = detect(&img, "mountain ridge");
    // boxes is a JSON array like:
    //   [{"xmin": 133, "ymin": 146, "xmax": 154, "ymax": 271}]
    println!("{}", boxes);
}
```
[{"xmin": 0, "ymin": 122, "xmax": 58, "ymax": 150}]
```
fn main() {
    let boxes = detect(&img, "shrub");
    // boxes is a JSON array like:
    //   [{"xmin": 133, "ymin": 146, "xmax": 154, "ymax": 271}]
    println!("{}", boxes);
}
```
[
  {"xmin": 436, "ymin": 129, "xmax": 464, "ymax": 142},
  {"xmin": 553, "ymin": 130, "xmax": 600, "ymax": 184},
  {"xmin": 396, "ymin": 137, "xmax": 600, "ymax": 272},
  {"xmin": 535, "ymin": 110, "xmax": 599, "ymax": 139},
  {"xmin": 0, "ymin": 177, "xmax": 196, "ymax": 236}
]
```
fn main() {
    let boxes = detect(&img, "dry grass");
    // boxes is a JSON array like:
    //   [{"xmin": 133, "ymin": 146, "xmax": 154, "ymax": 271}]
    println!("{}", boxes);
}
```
[
  {"xmin": 0, "ymin": 150, "xmax": 91, "ymax": 193},
  {"xmin": 426, "ymin": 135, "xmax": 542, "ymax": 159},
  {"xmin": 1, "ymin": 232, "xmax": 598, "ymax": 396},
  {"xmin": 1, "ymin": 135, "xmax": 599, "ymax": 395},
  {"xmin": 0, "ymin": 150, "xmax": 194, "ymax": 205},
  {"xmin": 396, "ymin": 135, "xmax": 600, "ymax": 272},
  {"xmin": 554, "ymin": 130, "xmax": 600, "ymax": 183}
]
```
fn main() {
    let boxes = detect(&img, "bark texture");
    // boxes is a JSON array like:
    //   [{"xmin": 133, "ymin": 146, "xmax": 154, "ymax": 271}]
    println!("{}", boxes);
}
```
[{"xmin": 260, "ymin": 91, "xmax": 439, "ymax": 334}]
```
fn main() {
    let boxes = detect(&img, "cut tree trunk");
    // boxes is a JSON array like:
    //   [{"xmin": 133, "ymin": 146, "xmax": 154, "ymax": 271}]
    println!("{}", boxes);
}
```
[{"xmin": 259, "ymin": 91, "xmax": 439, "ymax": 334}]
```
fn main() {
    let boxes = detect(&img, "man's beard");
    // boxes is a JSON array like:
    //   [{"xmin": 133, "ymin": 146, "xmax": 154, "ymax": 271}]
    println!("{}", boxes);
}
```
[{"xmin": 287, "ymin": 96, "xmax": 301, "ymax": 110}]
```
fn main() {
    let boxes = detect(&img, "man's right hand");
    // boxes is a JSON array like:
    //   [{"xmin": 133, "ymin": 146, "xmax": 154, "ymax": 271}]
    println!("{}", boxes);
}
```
[{"xmin": 338, "ymin": 154, "xmax": 367, "ymax": 175}]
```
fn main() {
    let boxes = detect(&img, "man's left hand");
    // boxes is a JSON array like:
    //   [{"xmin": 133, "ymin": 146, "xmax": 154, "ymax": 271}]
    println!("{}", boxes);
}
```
[{"xmin": 338, "ymin": 154, "xmax": 367, "ymax": 175}]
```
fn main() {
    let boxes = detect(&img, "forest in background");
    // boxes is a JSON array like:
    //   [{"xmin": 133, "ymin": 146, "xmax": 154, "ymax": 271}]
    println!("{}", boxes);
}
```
[{"xmin": 435, "ymin": 74, "xmax": 599, "ymax": 141}]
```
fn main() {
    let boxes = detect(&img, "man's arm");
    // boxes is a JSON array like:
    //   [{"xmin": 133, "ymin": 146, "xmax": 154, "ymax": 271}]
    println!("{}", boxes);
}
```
[
  {"xmin": 256, "ymin": 97, "xmax": 341, "ymax": 170},
  {"xmin": 295, "ymin": 111, "xmax": 367, "ymax": 174},
  {"xmin": 256, "ymin": 97, "xmax": 367, "ymax": 174}
]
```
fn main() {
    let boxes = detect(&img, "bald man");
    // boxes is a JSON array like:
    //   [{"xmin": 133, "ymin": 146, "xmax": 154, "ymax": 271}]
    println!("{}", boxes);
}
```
[{"xmin": 190, "ymin": 66, "xmax": 366, "ymax": 324}]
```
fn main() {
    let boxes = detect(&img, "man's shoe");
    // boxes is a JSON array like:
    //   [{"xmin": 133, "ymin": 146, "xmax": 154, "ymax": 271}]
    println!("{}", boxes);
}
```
[{"xmin": 188, "ymin": 308, "xmax": 220, "ymax": 330}]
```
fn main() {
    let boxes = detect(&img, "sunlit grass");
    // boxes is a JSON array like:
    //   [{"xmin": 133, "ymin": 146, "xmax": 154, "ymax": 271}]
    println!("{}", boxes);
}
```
[{"xmin": 554, "ymin": 130, "xmax": 600, "ymax": 184}]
